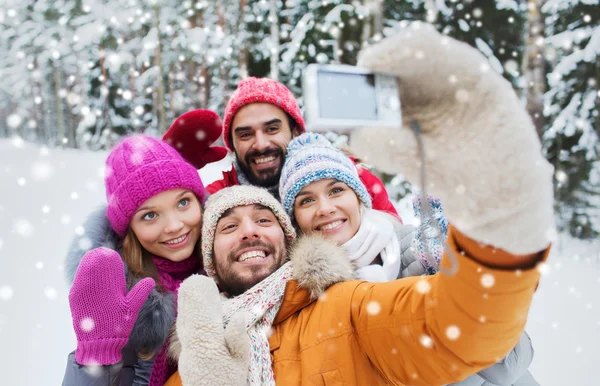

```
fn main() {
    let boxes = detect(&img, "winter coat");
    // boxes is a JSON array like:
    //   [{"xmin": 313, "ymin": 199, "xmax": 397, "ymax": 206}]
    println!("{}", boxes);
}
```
[
  {"xmin": 62, "ymin": 206, "xmax": 177, "ymax": 386},
  {"xmin": 165, "ymin": 226, "xmax": 548, "ymax": 386},
  {"xmin": 450, "ymin": 332, "xmax": 538, "ymax": 386},
  {"xmin": 325, "ymin": 209, "xmax": 537, "ymax": 386},
  {"xmin": 206, "ymin": 161, "xmax": 400, "ymax": 218}
]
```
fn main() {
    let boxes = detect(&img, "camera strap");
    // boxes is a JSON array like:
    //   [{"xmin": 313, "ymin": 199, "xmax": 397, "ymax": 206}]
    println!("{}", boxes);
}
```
[{"xmin": 410, "ymin": 120, "xmax": 459, "ymax": 276}]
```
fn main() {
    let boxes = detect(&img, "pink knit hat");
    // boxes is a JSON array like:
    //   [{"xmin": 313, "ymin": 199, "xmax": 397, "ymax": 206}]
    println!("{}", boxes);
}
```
[
  {"xmin": 104, "ymin": 135, "xmax": 207, "ymax": 236},
  {"xmin": 222, "ymin": 77, "xmax": 306, "ymax": 151}
]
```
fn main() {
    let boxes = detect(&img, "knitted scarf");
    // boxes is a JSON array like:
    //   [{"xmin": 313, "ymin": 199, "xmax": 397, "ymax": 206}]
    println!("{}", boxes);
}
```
[
  {"xmin": 234, "ymin": 158, "xmax": 281, "ymax": 201},
  {"xmin": 221, "ymin": 262, "xmax": 294, "ymax": 385},
  {"xmin": 148, "ymin": 255, "xmax": 200, "ymax": 386},
  {"xmin": 412, "ymin": 193, "xmax": 447, "ymax": 274},
  {"xmin": 342, "ymin": 209, "xmax": 401, "ymax": 282}
]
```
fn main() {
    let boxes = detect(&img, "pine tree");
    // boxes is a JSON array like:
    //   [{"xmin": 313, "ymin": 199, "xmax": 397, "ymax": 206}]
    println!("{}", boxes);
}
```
[{"xmin": 542, "ymin": 0, "xmax": 600, "ymax": 238}]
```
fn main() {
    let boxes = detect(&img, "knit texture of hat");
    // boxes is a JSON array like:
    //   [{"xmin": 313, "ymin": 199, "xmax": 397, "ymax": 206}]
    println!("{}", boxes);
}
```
[
  {"xmin": 222, "ymin": 77, "xmax": 306, "ymax": 151},
  {"xmin": 201, "ymin": 185, "xmax": 297, "ymax": 278},
  {"xmin": 105, "ymin": 135, "xmax": 207, "ymax": 236},
  {"xmin": 279, "ymin": 132, "xmax": 372, "ymax": 218}
]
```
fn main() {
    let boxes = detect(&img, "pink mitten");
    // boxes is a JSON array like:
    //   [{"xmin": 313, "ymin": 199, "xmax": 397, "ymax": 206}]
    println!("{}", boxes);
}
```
[{"xmin": 69, "ymin": 247, "xmax": 155, "ymax": 365}]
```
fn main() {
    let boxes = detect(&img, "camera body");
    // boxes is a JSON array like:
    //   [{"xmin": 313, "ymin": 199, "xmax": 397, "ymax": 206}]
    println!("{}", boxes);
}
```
[{"xmin": 302, "ymin": 64, "xmax": 402, "ymax": 132}]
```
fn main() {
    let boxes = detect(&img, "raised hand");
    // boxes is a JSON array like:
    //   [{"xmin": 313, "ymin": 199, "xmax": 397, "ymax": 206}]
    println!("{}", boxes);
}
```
[
  {"xmin": 176, "ymin": 275, "xmax": 249, "ymax": 386},
  {"xmin": 69, "ymin": 247, "xmax": 155, "ymax": 365},
  {"xmin": 163, "ymin": 109, "xmax": 228, "ymax": 170},
  {"xmin": 350, "ymin": 22, "xmax": 554, "ymax": 255}
]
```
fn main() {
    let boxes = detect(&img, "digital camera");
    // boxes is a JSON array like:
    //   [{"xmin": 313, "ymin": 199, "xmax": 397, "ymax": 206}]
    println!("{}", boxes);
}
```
[{"xmin": 302, "ymin": 64, "xmax": 402, "ymax": 132}]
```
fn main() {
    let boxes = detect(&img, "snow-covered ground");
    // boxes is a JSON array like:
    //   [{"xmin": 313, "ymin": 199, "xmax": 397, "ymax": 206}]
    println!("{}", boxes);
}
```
[{"xmin": 0, "ymin": 138, "xmax": 597, "ymax": 385}]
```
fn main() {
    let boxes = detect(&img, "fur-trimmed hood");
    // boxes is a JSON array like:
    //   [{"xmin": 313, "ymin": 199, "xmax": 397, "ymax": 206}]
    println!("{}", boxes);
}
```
[
  {"xmin": 168, "ymin": 234, "xmax": 354, "ymax": 361},
  {"xmin": 288, "ymin": 233, "xmax": 355, "ymax": 299},
  {"xmin": 65, "ymin": 205, "xmax": 175, "ymax": 354}
]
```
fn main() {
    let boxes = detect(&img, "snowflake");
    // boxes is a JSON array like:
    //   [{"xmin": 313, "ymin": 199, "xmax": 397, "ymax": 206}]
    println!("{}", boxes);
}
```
[
  {"xmin": 78, "ymin": 237, "xmax": 93, "ymax": 251},
  {"xmin": 446, "ymin": 325, "xmax": 461, "ymax": 340},
  {"xmin": 480, "ymin": 273, "xmax": 495, "ymax": 288},
  {"xmin": 14, "ymin": 218, "xmax": 34, "ymax": 237},
  {"xmin": 81, "ymin": 317, "xmax": 95, "ymax": 332},
  {"xmin": 6, "ymin": 114, "xmax": 22, "ymax": 129},
  {"xmin": 31, "ymin": 161, "xmax": 54, "ymax": 181},
  {"xmin": 416, "ymin": 279, "xmax": 431, "ymax": 294},
  {"xmin": 44, "ymin": 287, "xmax": 58, "ymax": 300},
  {"xmin": 366, "ymin": 301, "xmax": 381, "ymax": 315},
  {"xmin": 61, "ymin": 214, "xmax": 72, "ymax": 225},
  {"xmin": 419, "ymin": 334, "xmax": 433, "ymax": 348},
  {"xmin": 0, "ymin": 286, "xmax": 14, "ymax": 301},
  {"xmin": 537, "ymin": 262, "xmax": 550, "ymax": 276}
]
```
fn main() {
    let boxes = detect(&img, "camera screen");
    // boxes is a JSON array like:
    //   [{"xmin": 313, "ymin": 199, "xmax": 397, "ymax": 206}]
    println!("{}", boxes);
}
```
[{"xmin": 317, "ymin": 71, "xmax": 378, "ymax": 120}]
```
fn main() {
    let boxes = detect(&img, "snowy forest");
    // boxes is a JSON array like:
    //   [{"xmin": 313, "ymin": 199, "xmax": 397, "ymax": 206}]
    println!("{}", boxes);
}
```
[{"xmin": 1, "ymin": 0, "xmax": 598, "ymax": 238}]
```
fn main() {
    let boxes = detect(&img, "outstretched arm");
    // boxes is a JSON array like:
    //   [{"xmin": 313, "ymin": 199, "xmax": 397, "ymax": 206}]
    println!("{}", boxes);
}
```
[{"xmin": 351, "ymin": 226, "xmax": 547, "ymax": 386}]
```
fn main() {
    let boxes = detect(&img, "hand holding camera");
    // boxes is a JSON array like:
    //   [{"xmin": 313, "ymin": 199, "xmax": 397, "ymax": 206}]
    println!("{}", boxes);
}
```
[{"xmin": 342, "ymin": 22, "xmax": 554, "ymax": 255}]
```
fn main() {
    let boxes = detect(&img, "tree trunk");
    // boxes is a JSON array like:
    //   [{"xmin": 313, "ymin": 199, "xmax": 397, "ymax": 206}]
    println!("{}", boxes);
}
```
[
  {"xmin": 524, "ymin": 0, "xmax": 546, "ymax": 139},
  {"xmin": 53, "ymin": 66, "xmax": 65, "ymax": 147},
  {"xmin": 239, "ymin": 0, "xmax": 249, "ymax": 79},
  {"xmin": 361, "ymin": 0, "xmax": 384, "ymax": 48},
  {"xmin": 195, "ymin": 6, "xmax": 210, "ymax": 108},
  {"xmin": 154, "ymin": 5, "xmax": 167, "ymax": 133},
  {"xmin": 269, "ymin": 0, "xmax": 279, "ymax": 80},
  {"xmin": 217, "ymin": 0, "xmax": 228, "ymax": 109},
  {"xmin": 169, "ymin": 62, "xmax": 176, "ymax": 117}
]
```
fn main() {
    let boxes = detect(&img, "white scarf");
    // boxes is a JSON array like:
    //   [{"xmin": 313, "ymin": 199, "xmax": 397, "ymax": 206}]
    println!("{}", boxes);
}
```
[
  {"xmin": 221, "ymin": 262, "xmax": 293, "ymax": 385},
  {"xmin": 342, "ymin": 209, "xmax": 401, "ymax": 282}
]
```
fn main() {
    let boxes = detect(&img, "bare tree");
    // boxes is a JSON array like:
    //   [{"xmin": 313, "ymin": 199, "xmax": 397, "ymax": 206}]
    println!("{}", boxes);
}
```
[
  {"xmin": 53, "ymin": 65, "xmax": 65, "ymax": 147},
  {"xmin": 154, "ymin": 5, "xmax": 167, "ymax": 133},
  {"xmin": 239, "ymin": 0, "xmax": 249, "ymax": 79},
  {"xmin": 524, "ymin": 0, "xmax": 546, "ymax": 138},
  {"xmin": 270, "ymin": 0, "xmax": 279, "ymax": 80}
]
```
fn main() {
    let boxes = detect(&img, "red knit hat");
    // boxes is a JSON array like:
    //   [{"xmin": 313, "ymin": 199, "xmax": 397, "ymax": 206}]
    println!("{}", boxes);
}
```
[
  {"xmin": 222, "ymin": 77, "xmax": 306, "ymax": 151},
  {"xmin": 162, "ymin": 109, "xmax": 228, "ymax": 169}
]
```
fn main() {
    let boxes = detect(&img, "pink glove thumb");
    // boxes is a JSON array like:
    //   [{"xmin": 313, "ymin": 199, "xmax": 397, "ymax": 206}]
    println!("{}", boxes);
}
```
[{"xmin": 69, "ymin": 247, "xmax": 155, "ymax": 365}]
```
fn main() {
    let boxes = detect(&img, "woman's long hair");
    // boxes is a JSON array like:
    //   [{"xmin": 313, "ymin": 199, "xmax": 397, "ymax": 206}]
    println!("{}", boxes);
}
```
[{"xmin": 121, "ymin": 226, "xmax": 202, "ymax": 293}]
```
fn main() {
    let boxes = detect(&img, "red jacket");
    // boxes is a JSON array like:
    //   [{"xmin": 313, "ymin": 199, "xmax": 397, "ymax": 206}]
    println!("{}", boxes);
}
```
[{"xmin": 206, "ymin": 164, "xmax": 401, "ymax": 220}]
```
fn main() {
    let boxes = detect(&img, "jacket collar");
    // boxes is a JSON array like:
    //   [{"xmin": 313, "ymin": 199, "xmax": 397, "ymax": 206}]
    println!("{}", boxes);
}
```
[{"xmin": 273, "ymin": 234, "xmax": 356, "ymax": 325}]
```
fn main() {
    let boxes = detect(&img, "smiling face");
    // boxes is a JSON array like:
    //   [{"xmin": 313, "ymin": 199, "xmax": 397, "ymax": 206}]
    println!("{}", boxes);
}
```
[
  {"xmin": 212, "ymin": 204, "xmax": 287, "ymax": 296},
  {"xmin": 293, "ymin": 179, "xmax": 362, "ymax": 245},
  {"xmin": 129, "ymin": 189, "xmax": 202, "ymax": 262},
  {"xmin": 231, "ymin": 103, "xmax": 300, "ymax": 187}
]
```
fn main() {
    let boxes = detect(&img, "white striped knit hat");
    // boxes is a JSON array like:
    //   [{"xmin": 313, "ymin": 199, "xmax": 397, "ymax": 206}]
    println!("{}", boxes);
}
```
[
  {"xmin": 279, "ymin": 133, "xmax": 372, "ymax": 219},
  {"xmin": 201, "ymin": 185, "xmax": 297, "ymax": 278}
]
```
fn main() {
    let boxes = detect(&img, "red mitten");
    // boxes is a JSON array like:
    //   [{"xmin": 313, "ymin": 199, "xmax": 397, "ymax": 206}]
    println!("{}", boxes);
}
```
[{"xmin": 163, "ymin": 109, "xmax": 228, "ymax": 169}]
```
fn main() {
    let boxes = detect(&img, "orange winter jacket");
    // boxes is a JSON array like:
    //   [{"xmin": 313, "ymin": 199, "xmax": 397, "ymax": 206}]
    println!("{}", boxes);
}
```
[{"xmin": 165, "ymin": 226, "xmax": 547, "ymax": 386}]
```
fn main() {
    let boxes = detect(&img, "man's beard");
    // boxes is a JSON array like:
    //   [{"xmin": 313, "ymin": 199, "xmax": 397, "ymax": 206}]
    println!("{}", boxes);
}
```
[
  {"xmin": 215, "ymin": 239, "xmax": 287, "ymax": 297},
  {"xmin": 238, "ymin": 147, "xmax": 285, "ymax": 187}
]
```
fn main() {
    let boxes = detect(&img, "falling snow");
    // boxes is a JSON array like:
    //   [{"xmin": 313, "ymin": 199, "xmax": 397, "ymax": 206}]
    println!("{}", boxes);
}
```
[
  {"xmin": 366, "ymin": 301, "xmax": 381, "ymax": 315},
  {"xmin": 480, "ymin": 273, "xmax": 495, "ymax": 288},
  {"xmin": 419, "ymin": 334, "xmax": 433, "ymax": 348}
]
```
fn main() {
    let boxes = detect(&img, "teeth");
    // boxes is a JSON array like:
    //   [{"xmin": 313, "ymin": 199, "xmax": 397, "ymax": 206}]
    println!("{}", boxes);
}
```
[
  {"xmin": 320, "ymin": 220, "xmax": 343, "ymax": 231},
  {"xmin": 165, "ymin": 234, "xmax": 186, "ymax": 244},
  {"xmin": 238, "ymin": 250, "xmax": 267, "ymax": 262},
  {"xmin": 255, "ymin": 156, "xmax": 276, "ymax": 164}
]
